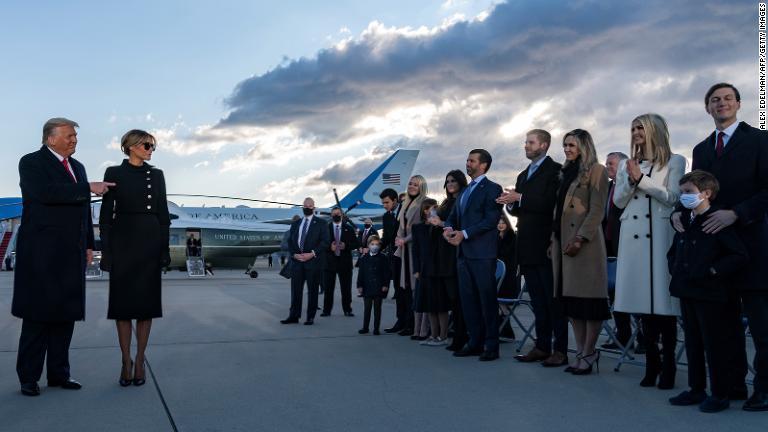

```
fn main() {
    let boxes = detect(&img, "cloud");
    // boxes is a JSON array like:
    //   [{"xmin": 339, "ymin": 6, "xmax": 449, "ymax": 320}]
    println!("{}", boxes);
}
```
[{"xmin": 165, "ymin": 0, "xmax": 758, "ymax": 204}]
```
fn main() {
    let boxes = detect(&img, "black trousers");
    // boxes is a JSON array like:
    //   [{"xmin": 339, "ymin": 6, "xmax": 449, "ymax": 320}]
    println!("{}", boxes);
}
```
[
  {"xmin": 323, "ymin": 266, "xmax": 353, "ymax": 314},
  {"xmin": 289, "ymin": 261, "xmax": 320, "ymax": 320},
  {"xmin": 680, "ymin": 298, "xmax": 738, "ymax": 398},
  {"xmin": 521, "ymin": 263, "xmax": 568, "ymax": 353},
  {"xmin": 362, "ymin": 298, "xmax": 383, "ymax": 331},
  {"xmin": 16, "ymin": 320, "xmax": 75, "ymax": 384},
  {"xmin": 390, "ymin": 256, "xmax": 413, "ymax": 329},
  {"xmin": 447, "ymin": 276, "xmax": 468, "ymax": 348},
  {"xmin": 641, "ymin": 314, "xmax": 677, "ymax": 376},
  {"xmin": 733, "ymin": 293, "xmax": 768, "ymax": 393}
]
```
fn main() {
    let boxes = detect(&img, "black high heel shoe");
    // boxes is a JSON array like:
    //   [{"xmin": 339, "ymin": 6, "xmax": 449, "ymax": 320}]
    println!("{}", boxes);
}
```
[
  {"xmin": 119, "ymin": 360, "xmax": 133, "ymax": 387},
  {"xmin": 572, "ymin": 351, "xmax": 600, "ymax": 375},
  {"xmin": 133, "ymin": 360, "xmax": 146, "ymax": 386},
  {"xmin": 564, "ymin": 352, "xmax": 582, "ymax": 373}
]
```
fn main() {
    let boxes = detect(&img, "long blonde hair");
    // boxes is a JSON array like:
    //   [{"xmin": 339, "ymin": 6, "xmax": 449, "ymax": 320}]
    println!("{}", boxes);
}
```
[
  {"xmin": 563, "ymin": 129, "xmax": 598, "ymax": 182},
  {"xmin": 631, "ymin": 113, "xmax": 671, "ymax": 168},
  {"xmin": 399, "ymin": 174, "xmax": 428, "ymax": 223}
]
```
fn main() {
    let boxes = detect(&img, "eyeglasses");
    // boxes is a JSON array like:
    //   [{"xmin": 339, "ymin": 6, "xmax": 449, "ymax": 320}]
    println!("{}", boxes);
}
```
[{"xmin": 142, "ymin": 142, "xmax": 156, "ymax": 151}]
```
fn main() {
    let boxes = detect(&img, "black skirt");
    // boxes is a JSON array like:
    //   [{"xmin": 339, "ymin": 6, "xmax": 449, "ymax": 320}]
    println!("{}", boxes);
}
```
[
  {"xmin": 107, "ymin": 214, "xmax": 163, "ymax": 320},
  {"xmin": 561, "ymin": 296, "xmax": 612, "ymax": 321},
  {"xmin": 418, "ymin": 276, "xmax": 452, "ymax": 313}
]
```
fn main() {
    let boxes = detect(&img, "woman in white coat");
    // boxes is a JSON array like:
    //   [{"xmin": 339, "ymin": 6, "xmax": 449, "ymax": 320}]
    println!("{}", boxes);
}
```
[{"xmin": 613, "ymin": 113, "xmax": 686, "ymax": 390}]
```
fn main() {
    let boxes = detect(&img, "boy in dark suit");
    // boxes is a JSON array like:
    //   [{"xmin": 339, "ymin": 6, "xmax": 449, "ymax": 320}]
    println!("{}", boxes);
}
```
[
  {"xmin": 667, "ymin": 170, "xmax": 748, "ymax": 413},
  {"xmin": 357, "ymin": 236, "xmax": 390, "ymax": 335}
]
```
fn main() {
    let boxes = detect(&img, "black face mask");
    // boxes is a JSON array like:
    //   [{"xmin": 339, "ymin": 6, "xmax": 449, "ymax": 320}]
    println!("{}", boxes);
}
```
[
  {"xmin": 302, "ymin": 207, "xmax": 314, "ymax": 216},
  {"xmin": 332, "ymin": 215, "xmax": 342, "ymax": 223},
  {"xmin": 364, "ymin": 223, "xmax": 372, "ymax": 229}
]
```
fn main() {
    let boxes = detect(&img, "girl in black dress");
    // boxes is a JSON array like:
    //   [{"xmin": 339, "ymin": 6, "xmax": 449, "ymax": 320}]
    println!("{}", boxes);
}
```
[{"xmin": 100, "ymin": 130, "xmax": 170, "ymax": 387}]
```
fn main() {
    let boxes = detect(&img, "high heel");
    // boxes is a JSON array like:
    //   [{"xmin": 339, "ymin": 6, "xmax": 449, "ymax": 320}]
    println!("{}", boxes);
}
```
[
  {"xmin": 572, "ymin": 351, "xmax": 600, "ymax": 375},
  {"xmin": 564, "ymin": 352, "xmax": 582, "ymax": 373},
  {"xmin": 119, "ymin": 360, "xmax": 133, "ymax": 387},
  {"xmin": 133, "ymin": 360, "xmax": 146, "ymax": 386}
]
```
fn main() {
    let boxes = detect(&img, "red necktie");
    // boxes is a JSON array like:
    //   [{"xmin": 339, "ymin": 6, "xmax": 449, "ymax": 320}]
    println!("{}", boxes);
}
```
[
  {"xmin": 62, "ymin": 158, "xmax": 77, "ymax": 182},
  {"xmin": 716, "ymin": 131, "xmax": 724, "ymax": 158}
]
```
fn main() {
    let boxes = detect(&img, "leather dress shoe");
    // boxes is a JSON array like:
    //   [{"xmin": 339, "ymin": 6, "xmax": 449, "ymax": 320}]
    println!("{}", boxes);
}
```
[
  {"xmin": 304, "ymin": 319, "xmax": 314, "ymax": 325},
  {"xmin": 20, "ymin": 382, "xmax": 40, "ymax": 396},
  {"xmin": 280, "ymin": 318, "xmax": 299, "ymax": 324},
  {"xmin": 453, "ymin": 347, "xmax": 483, "ymax": 357},
  {"xmin": 743, "ymin": 391, "xmax": 768, "ymax": 411},
  {"xmin": 320, "ymin": 312, "xmax": 330, "ymax": 317},
  {"xmin": 398, "ymin": 328, "xmax": 414, "ymax": 336},
  {"xmin": 669, "ymin": 390, "xmax": 707, "ymax": 406},
  {"xmin": 699, "ymin": 396, "xmax": 729, "ymax": 413},
  {"xmin": 384, "ymin": 326, "xmax": 402, "ymax": 333},
  {"xmin": 479, "ymin": 350, "xmax": 500, "ymax": 361},
  {"xmin": 514, "ymin": 347, "xmax": 550, "ymax": 363},
  {"xmin": 344, "ymin": 311, "xmax": 355, "ymax": 317},
  {"xmin": 48, "ymin": 378, "xmax": 82, "ymax": 390},
  {"xmin": 541, "ymin": 351, "xmax": 568, "ymax": 367}
]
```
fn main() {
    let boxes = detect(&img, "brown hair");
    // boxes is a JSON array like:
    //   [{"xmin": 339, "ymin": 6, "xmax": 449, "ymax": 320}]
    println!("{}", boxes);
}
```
[
  {"xmin": 679, "ymin": 170, "xmax": 720, "ymax": 200},
  {"xmin": 527, "ymin": 129, "xmax": 551, "ymax": 146},
  {"xmin": 420, "ymin": 198, "xmax": 438, "ymax": 219},
  {"xmin": 120, "ymin": 129, "xmax": 156, "ymax": 156}
]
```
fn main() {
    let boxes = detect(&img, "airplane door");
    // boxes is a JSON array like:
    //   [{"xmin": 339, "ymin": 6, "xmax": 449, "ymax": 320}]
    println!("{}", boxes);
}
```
[{"xmin": 185, "ymin": 229, "xmax": 206, "ymax": 277}]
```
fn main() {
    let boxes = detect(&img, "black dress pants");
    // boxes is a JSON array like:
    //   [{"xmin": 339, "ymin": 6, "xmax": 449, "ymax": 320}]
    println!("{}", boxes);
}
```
[
  {"xmin": 741, "ymin": 293, "xmax": 768, "ymax": 393},
  {"xmin": 362, "ymin": 298, "xmax": 383, "ymax": 331},
  {"xmin": 323, "ymin": 266, "xmax": 353, "ymax": 314},
  {"xmin": 17, "ymin": 320, "xmax": 75, "ymax": 384},
  {"xmin": 289, "ymin": 261, "xmax": 320, "ymax": 320},
  {"xmin": 680, "ymin": 298, "xmax": 738, "ymax": 398},
  {"xmin": 521, "ymin": 263, "xmax": 568, "ymax": 353}
]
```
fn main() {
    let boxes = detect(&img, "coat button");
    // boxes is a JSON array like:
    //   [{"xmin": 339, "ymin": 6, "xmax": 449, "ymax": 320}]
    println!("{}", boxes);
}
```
[
  {"xmin": 645, "ymin": 214, "xmax": 650, "ymax": 218},
  {"xmin": 634, "ymin": 234, "xmax": 639, "ymax": 239},
  {"xmin": 633, "ymin": 215, "xmax": 638, "ymax": 219},
  {"xmin": 147, "ymin": 195, "xmax": 152, "ymax": 198},
  {"xmin": 147, "ymin": 185, "xmax": 152, "ymax": 188},
  {"xmin": 645, "ymin": 194, "xmax": 650, "ymax": 198},
  {"xmin": 634, "ymin": 196, "xmax": 638, "ymax": 199},
  {"xmin": 570, "ymin": 223, "xmax": 575, "ymax": 227},
  {"xmin": 146, "ymin": 170, "xmax": 150, "ymax": 174},
  {"xmin": 646, "ymin": 234, "xmax": 651, "ymax": 238},
  {"xmin": 146, "ymin": 177, "xmax": 150, "ymax": 181},
  {"xmin": 570, "ymin": 205, "xmax": 574, "ymax": 208},
  {"xmin": 147, "ymin": 205, "xmax": 152, "ymax": 209}
]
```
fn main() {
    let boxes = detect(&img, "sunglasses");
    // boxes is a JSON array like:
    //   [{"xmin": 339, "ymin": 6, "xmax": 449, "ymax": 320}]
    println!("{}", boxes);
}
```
[{"xmin": 141, "ymin": 142, "xmax": 156, "ymax": 151}]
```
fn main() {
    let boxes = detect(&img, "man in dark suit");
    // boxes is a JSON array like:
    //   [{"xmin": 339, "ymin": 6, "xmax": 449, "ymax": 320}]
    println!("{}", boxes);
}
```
[
  {"xmin": 497, "ymin": 129, "xmax": 568, "ymax": 367},
  {"xmin": 281, "ymin": 197, "xmax": 330, "ymax": 325},
  {"xmin": 672, "ymin": 83, "xmax": 768, "ymax": 411},
  {"xmin": 321, "ymin": 207, "xmax": 359, "ymax": 316},
  {"xmin": 379, "ymin": 188, "xmax": 410, "ymax": 333},
  {"xmin": 445, "ymin": 149, "xmax": 503, "ymax": 361},
  {"xmin": 357, "ymin": 218, "xmax": 374, "ymax": 255},
  {"xmin": 601, "ymin": 151, "xmax": 635, "ymax": 351},
  {"xmin": 12, "ymin": 118, "xmax": 114, "ymax": 396}
]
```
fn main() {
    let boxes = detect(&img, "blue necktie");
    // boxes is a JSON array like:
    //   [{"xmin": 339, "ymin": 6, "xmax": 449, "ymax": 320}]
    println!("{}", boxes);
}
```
[
  {"xmin": 527, "ymin": 162, "xmax": 538, "ymax": 180},
  {"xmin": 299, "ymin": 218, "xmax": 310, "ymax": 251},
  {"xmin": 461, "ymin": 180, "xmax": 477, "ymax": 209}
]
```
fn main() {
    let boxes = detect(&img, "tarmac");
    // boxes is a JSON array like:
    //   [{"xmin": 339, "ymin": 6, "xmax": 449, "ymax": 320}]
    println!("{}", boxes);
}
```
[{"xmin": 0, "ymin": 263, "xmax": 764, "ymax": 432}]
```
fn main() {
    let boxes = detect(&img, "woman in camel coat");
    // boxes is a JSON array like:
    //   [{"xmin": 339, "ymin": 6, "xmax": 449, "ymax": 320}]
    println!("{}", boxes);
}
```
[{"xmin": 396, "ymin": 175, "xmax": 428, "ymax": 337}]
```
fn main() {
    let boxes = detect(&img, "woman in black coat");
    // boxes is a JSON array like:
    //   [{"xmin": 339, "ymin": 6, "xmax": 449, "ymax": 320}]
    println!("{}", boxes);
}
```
[{"xmin": 100, "ymin": 129, "xmax": 170, "ymax": 387}]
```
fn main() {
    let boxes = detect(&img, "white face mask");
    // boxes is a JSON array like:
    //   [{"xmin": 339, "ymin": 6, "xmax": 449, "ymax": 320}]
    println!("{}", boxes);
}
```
[
  {"xmin": 679, "ymin": 193, "xmax": 703, "ymax": 209},
  {"xmin": 369, "ymin": 245, "xmax": 380, "ymax": 254}
]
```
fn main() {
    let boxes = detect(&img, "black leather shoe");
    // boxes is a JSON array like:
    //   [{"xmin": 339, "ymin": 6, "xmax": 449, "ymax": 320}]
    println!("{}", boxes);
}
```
[
  {"xmin": 373, "ymin": 329, "xmax": 380, "ymax": 335},
  {"xmin": 699, "ymin": 396, "xmax": 729, "ymax": 413},
  {"xmin": 304, "ymin": 319, "xmax": 314, "ymax": 325},
  {"xmin": 320, "ymin": 312, "xmax": 330, "ymax": 317},
  {"xmin": 398, "ymin": 328, "xmax": 414, "ymax": 336},
  {"xmin": 48, "ymin": 378, "xmax": 82, "ymax": 390},
  {"xmin": 20, "ymin": 382, "xmax": 40, "ymax": 396},
  {"xmin": 479, "ymin": 351, "xmax": 500, "ymax": 361},
  {"xmin": 358, "ymin": 328, "xmax": 369, "ymax": 334},
  {"xmin": 384, "ymin": 326, "xmax": 403, "ymax": 333},
  {"xmin": 743, "ymin": 392, "xmax": 768, "ymax": 411},
  {"xmin": 280, "ymin": 318, "xmax": 299, "ymax": 324},
  {"xmin": 729, "ymin": 386, "xmax": 750, "ymax": 401},
  {"xmin": 453, "ymin": 347, "xmax": 483, "ymax": 357},
  {"xmin": 344, "ymin": 311, "xmax": 355, "ymax": 317},
  {"xmin": 669, "ymin": 390, "xmax": 707, "ymax": 406}
]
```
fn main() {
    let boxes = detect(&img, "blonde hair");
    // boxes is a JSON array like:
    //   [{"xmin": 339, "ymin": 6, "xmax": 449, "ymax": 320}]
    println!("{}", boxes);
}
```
[
  {"xmin": 631, "ymin": 113, "xmax": 671, "ymax": 168},
  {"xmin": 563, "ymin": 129, "xmax": 598, "ymax": 182},
  {"xmin": 399, "ymin": 175, "xmax": 428, "ymax": 223},
  {"xmin": 120, "ymin": 129, "xmax": 156, "ymax": 156}
]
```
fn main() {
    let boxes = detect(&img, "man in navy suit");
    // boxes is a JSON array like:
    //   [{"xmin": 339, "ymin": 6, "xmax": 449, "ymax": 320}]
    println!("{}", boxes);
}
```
[
  {"xmin": 445, "ymin": 149, "xmax": 503, "ymax": 361},
  {"xmin": 13, "ymin": 118, "xmax": 114, "ymax": 396},
  {"xmin": 672, "ymin": 83, "xmax": 768, "ymax": 411},
  {"xmin": 282, "ymin": 198, "xmax": 330, "ymax": 325}
]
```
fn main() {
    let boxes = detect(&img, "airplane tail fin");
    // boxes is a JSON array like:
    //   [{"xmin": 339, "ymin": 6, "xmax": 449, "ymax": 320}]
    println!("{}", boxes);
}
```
[{"xmin": 338, "ymin": 149, "xmax": 419, "ymax": 210}]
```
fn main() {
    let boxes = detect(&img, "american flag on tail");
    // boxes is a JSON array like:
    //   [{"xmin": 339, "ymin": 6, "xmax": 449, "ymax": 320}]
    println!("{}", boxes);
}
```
[{"xmin": 382, "ymin": 173, "xmax": 401, "ymax": 185}]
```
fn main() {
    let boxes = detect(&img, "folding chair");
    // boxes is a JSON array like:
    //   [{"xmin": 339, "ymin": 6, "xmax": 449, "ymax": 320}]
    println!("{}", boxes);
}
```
[{"xmin": 497, "ymin": 261, "xmax": 536, "ymax": 352}]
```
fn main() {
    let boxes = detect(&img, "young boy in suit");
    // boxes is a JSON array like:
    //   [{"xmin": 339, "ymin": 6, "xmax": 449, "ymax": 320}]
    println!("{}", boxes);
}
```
[
  {"xmin": 357, "ymin": 236, "xmax": 390, "ymax": 335},
  {"xmin": 667, "ymin": 170, "xmax": 749, "ymax": 413}
]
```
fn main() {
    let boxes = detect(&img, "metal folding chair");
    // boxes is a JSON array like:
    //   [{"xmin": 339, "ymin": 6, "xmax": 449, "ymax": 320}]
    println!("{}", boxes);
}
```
[{"xmin": 497, "ymin": 263, "xmax": 536, "ymax": 352}]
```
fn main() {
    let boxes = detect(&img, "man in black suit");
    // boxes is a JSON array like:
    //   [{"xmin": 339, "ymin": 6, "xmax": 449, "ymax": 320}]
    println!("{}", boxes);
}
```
[
  {"xmin": 445, "ymin": 149, "xmax": 503, "ymax": 361},
  {"xmin": 282, "ymin": 197, "xmax": 330, "ymax": 325},
  {"xmin": 497, "ymin": 129, "xmax": 568, "ymax": 367},
  {"xmin": 601, "ymin": 151, "xmax": 635, "ymax": 351},
  {"xmin": 321, "ymin": 207, "xmax": 359, "ymax": 316},
  {"xmin": 672, "ymin": 83, "xmax": 768, "ymax": 411},
  {"xmin": 379, "ymin": 188, "xmax": 410, "ymax": 333},
  {"xmin": 357, "ymin": 218, "xmax": 374, "ymax": 255},
  {"xmin": 12, "ymin": 118, "xmax": 114, "ymax": 396}
]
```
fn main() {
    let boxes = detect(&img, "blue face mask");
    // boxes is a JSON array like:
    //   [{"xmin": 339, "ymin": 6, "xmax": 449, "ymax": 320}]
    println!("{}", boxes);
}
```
[
  {"xmin": 369, "ymin": 245, "xmax": 380, "ymax": 254},
  {"xmin": 679, "ymin": 193, "xmax": 703, "ymax": 209}
]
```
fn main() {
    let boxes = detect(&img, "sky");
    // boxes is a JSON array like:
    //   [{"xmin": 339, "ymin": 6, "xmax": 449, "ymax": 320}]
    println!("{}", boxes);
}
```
[{"xmin": 0, "ymin": 0, "xmax": 762, "ymax": 207}]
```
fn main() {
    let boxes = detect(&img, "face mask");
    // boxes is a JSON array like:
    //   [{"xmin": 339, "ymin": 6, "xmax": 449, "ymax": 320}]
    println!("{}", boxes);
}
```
[
  {"xmin": 369, "ymin": 245, "xmax": 380, "ymax": 254},
  {"xmin": 302, "ymin": 207, "xmax": 314, "ymax": 216},
  {"xmin": 679, "ymin": 193, "xmax": 703, "ymax": 209},
  {"xmin": 364, "ymin": 223, "xmax": 372, "ymax": 229},
  {"xmin": 332, "ymin": 215, "xmax": 342, "ymax": 223}
]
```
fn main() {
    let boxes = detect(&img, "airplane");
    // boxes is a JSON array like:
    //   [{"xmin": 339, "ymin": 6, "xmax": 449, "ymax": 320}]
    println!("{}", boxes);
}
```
[{"xmin": 2, "ymin": 149, "xmax": 419, "ymax": 272}]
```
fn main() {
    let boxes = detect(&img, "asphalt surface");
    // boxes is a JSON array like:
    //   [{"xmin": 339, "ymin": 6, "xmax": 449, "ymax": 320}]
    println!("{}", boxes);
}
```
[{"xmin": 0, "ymin": 263, "xmax": 763, "ymax": 431}]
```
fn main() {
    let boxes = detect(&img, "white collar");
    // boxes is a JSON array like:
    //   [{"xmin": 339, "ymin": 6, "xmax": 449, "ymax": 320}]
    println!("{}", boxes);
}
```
[
  {"xmin": 470, "ymin": 174, "xmax": 486, "ymax": 185},
  {"xmin": 47, "ymin": 146, "xmax": 67, "ymax": 162},
  {"xmin": 716, "ymin": 120, "xmax": 739, "ymax": 137}
]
